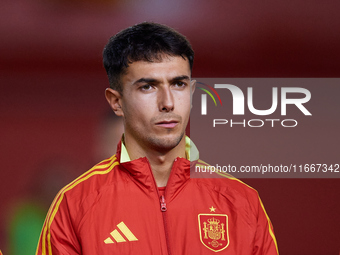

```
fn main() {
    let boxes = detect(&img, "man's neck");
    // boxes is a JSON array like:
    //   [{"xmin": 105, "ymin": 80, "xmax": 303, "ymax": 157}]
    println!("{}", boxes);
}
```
[{"xmin": 124, "ymin": 135, "xmax": 186, "ymax": 187}]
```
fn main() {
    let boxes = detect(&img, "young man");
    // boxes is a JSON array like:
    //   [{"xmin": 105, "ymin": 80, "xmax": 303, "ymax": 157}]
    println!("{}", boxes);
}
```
[{"xmin": 36, "ymin": 22, "xmax": 278, "ymax": 254}]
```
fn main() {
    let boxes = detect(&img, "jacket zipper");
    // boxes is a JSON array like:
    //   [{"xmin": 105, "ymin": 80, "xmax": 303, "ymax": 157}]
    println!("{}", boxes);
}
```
[
  {"xmin": 160, "ymin": 195, "xmax": 171, "ymax": 255},
  {"xmin": 160, "ymin": 195, "xmax": 167, "ymax": 212},
  {"xmin": 145, "ymin": 158, "xmax": 178, "ymax": 255},
  {"xmin": 159, "ymin": 158, "xmax": 178, "ymax": 255}
]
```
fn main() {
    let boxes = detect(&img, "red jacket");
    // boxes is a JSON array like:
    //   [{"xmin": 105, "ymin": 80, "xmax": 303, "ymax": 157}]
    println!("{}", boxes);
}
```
[{"xmin": 36, "ymin": 139, "xmax": 278, "ymax": 255}]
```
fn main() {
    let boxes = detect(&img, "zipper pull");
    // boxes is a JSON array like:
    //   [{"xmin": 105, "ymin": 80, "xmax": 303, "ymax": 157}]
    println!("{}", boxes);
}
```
[{"xmin": 160, "ymin": 195, "xmax": 167, "ymax": 212}]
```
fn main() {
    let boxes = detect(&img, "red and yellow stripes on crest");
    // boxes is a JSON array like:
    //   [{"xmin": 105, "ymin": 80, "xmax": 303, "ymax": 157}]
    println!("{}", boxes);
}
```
[{"xmin": 36, "ymin": 155, "xmax": 119, "ymax": 255}]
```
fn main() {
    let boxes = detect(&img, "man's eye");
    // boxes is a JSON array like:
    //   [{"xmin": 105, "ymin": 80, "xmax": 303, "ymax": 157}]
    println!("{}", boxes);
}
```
[
  {"xmin": 174, "ymin": 81, "xmax": 186, "ymax": 87},
  {"xmin": 140, "ymin": 84, "xmax": 153, "ymax": 91}
]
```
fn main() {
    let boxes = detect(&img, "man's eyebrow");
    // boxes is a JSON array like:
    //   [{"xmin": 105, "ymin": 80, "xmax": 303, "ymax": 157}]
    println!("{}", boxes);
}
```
[
  {"xmin": 171, "ymin": 75, "xmax": 190, "ymax": 82},
  {"xmin": 133, "ymin": 75, "xmax": 190, "ymax": 85},
  {"xmin": 133, "ymin": 78, "xmax": 158, "ymax": 85}
]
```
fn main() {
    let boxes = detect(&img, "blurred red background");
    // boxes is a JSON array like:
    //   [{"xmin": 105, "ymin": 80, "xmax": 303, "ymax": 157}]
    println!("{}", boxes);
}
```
[{"xmin": 1, "ymin": 0, "xmax": 339, "ymax": 254}]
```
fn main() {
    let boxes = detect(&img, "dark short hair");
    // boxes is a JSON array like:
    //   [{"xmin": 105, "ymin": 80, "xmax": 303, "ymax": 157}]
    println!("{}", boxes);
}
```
[{"xmin": 103, "ymin": 22, "xmax": 194, "ymax": 93}]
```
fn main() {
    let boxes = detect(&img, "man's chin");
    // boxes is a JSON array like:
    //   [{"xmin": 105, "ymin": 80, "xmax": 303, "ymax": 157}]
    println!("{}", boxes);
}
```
[{"xmin": 147, "ymin": 133, "xmax": 185, "ymax": 152}]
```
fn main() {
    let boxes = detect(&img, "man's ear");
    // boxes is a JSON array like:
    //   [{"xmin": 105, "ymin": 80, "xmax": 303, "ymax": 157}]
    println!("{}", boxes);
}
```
[
  {"xmin": 190, "ymin": 79, "xmax": 196, "ymax": 95},
  {"xmin": 190, "ymin": 80, "xmax": 196, "ymax": 109},
  {"xmin": 105, "ymin": 88, "xmax": 124, "ymax": 117}
]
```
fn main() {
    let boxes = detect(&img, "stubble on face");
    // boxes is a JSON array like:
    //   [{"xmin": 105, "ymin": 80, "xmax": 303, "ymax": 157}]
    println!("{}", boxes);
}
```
[
  {"xmin": 148, "ymin": 114, "xmax": 186, "ymax": 153},
  {"xmin": 123, "ymin": 107, "xmax": 187, "ymax": 154}
]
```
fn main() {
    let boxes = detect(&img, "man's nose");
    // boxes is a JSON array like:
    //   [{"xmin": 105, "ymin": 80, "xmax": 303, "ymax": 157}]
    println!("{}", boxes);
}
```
[{"xmin": 158, "ymin": 86, "xmax": 174, "ymax": 112}]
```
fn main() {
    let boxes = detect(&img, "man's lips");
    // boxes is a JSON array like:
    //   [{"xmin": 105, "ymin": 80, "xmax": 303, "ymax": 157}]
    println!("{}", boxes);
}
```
[{"xmin": 155, "ymin": 120, "xmax": 179, "ymax": 128}]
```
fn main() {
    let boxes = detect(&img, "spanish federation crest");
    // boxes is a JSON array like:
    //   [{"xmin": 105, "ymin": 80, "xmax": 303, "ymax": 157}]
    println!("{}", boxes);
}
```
[{"xmin": 198, "ymin": 214, "xmax": 229, "ymax": 252}]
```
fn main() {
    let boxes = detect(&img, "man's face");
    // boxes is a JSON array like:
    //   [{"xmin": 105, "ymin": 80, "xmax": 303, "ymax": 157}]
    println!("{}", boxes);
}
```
[{"xmin": 116, "ymin": 55, "xmax": 194, "ymax": 153}]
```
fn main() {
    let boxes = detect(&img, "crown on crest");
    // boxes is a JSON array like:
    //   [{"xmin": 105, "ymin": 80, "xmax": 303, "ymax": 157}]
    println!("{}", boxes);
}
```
[{"xmin": 207, "ymin": 218, "xmax": 220, "ymax": 225}]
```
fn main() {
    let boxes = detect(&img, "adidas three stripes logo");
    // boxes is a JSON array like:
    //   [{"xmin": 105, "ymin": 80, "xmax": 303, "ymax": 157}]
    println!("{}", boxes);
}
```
[{"xmin": 104, "ymin": 222, "xmax": 138, "ymax": 244}]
